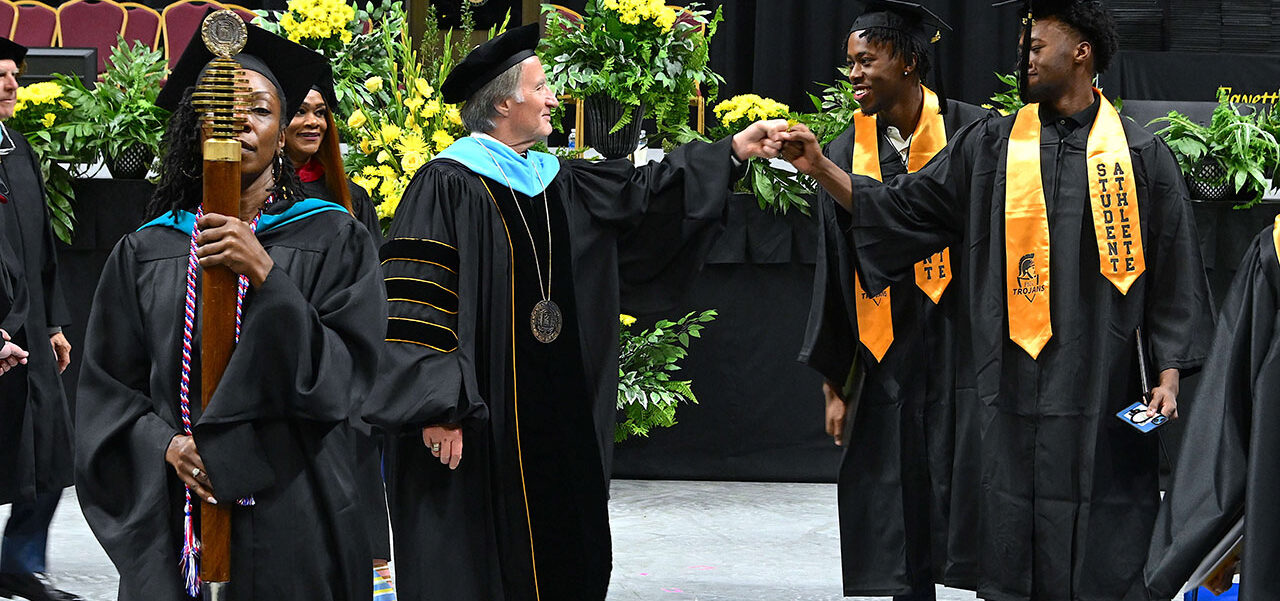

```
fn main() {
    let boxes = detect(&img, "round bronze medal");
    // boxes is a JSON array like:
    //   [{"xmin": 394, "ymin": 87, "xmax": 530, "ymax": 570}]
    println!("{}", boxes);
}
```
[{"xmin": 530, "ymin": 299, "xmax": 562, "ymax": 343}]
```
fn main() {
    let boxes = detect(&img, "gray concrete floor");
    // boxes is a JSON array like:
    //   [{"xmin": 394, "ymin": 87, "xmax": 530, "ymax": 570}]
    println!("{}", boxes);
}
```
[{"xmin": 1, "ymin": 481, "xmax": 975, "ymax": 601}]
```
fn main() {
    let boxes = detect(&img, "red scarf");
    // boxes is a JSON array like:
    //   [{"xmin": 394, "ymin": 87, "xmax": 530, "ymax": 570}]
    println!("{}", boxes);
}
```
[{"xmin": 297, "ymin": 157, "xmax": 325, "ymax": 183}]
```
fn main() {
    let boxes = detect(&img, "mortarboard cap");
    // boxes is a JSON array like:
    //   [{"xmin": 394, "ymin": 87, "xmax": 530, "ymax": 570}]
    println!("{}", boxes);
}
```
[
  {"xmin": 0, "ymin": 37, "xmax": 27, "ymax": 64},
  {"xmin": 156, "ymin": 12, "xmax": 329, "ymax": 120},
  {"xmin": 849, "ymin": 0, "xmax": 952, "ymax": 48},
  {"xmin": 441, "ymin": 23, "xmax": 540, "ymax": 105}
]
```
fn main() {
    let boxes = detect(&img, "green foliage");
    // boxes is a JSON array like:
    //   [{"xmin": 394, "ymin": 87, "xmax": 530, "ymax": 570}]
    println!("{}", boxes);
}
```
[
  {"xmin": 540, "ymin": 1, "xmax": 724, "ymax": 147},
  {"xmin": 8, "ymin": 38, "xmax": 169, "ymax": 243},
  {"xmin": 987, "ymin": 71, "xmax": 1024, "ymax": 115},
  {"xmin": 1151, "ymin": 97, "xmax": 1280, "ymax": 209},
  {"xmin": 794, "ymin": 67, "xmax": 862, "ymax": 146},
  {"xmin": 64, "ymin": 38, "xmax": 170, "ymax": 163},
  {"xmin": 616, "ymin": 309, "xmax": 716, "ymax": 442}
]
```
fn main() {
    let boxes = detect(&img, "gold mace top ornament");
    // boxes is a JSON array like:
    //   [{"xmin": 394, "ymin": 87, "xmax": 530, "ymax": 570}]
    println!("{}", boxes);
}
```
[
  {"xmin": 193, "ymin": 10, "xmax": 251, "ymax": 143},
  {"xmin": 202, "ymin": 9, "xmax": 247, "ymax": 58}
]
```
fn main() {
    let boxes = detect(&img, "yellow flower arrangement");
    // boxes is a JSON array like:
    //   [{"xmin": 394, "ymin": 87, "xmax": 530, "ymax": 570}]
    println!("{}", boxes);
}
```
[
  {"xmin": 279, "ymin": 0, "xmax": 356, "ymax": 44},
  {"xmin": 713, "ymin": 94, "xmax": 790, "ymax": 128},
  {"xmin": 13, "ymin": 81, "xmax": 64, "ymax": 114},
  {"xmin": 40, "ymin": 113, "xmax": 56, "ymax": 127},
  {"xmin": 600, "ymin": 0, "xmax": 678, "ymax": 30},
  {"xmin": 338, "ymin": 4, "xmax": 485, "ymax": 228}
]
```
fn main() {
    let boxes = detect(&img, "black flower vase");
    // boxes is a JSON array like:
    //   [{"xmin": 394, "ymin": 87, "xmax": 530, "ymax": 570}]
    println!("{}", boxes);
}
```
[
  {"xmin": 583, "ymin": 94, "xmax": 645, "ymax": 160},
  {"xmin": 106, "ymin": 144, "xmax": 154, "ymax": 180}
]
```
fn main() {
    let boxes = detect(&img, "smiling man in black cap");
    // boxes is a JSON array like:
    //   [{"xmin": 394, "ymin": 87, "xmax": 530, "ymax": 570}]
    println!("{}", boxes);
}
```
[
  {"xmin": 794, "ymin": 3, "xmax": 990, "ymax": 598},
  {"xmin": 362, "ymin": 22, "xmax": 787, "ymax": 601},
  {"xmin": 0, "ymin": 36, "xmax": 81, "ymax": 601},
  {"xmin": 783, "ymin": 0, "xmax": 1212, "ymax": 599}
]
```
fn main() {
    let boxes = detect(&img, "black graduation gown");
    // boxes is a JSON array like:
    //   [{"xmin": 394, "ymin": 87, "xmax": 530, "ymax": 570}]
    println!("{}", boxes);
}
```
[
  {"xmin": 0, "ymin": 126, "xmax": 72, "ymax": 505},
  {"xmin": 798, "ymin": 99, "xmax": 991, "ymax": 596},
  {"xmin": 363, "ymin": 137, "xmax": 741, "ymax": 601},
  {"xmin": 300, "ymin": 178, "xmax": 383, "ymax": 246},
  {"xmin": 0, "ymin": 232, "xmax": 26, "ymax": 336},
  {"xmin": 843, "ymin": 98, "xmax": 1213, "ymax": 601},
  {"xmin": 299, "ymin": 176, "xmax": 391, "ymax": 560},
  {"xmin": 1145, "ymin": 223, "xmax": 1280, "ymax": 600},
  {"xmin": 74, "ymin": 200, "xmax": 385, "ymax": 601}
]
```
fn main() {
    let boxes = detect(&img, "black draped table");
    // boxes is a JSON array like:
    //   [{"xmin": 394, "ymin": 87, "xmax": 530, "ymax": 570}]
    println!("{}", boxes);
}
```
[{"xmin": 54, "ymin": 181, "xmax": 1279, "ymax": 482}]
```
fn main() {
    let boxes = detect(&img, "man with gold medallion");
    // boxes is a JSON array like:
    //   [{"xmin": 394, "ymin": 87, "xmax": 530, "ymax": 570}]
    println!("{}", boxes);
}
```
[
  {"xmin": 362, "ymin": 24, "xmax": 788, "ymax": 601},
  {"xmin": 796, "ymin": 2, "xmax": 989, "ymax": 599},
  {"xmin": 785, "ymin": 0, "xmax": 1212, "ymax": 599}
]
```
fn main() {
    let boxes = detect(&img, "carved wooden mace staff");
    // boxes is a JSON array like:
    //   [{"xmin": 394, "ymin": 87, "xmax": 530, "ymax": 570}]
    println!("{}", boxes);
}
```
[{"xmin": 192, "ymin": 10, "xmax": 250, "ymax": 601}]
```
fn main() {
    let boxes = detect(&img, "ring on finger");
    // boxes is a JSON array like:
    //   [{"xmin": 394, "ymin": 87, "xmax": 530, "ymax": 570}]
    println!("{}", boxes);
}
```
[
  {"xmin": 431, "ymin": 443, "xmax": 441, "ymax": 453},
  {"xmin": 192, "ymin": 467, "xmax": 202, "ymax": 479}
]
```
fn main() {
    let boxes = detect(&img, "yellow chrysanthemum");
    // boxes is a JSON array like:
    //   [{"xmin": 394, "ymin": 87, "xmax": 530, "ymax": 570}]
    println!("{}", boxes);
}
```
[
  {"xmin": 376, "ymin": 150, "xmax": 392, "ymax": 164},
  {"xmin": 347, "ymin": 109, "xmax": 367, "ymax": 129},
  {"xmin": 713, "ymin": 94, "xmax": 789, "ymax": 128},
  {"xmin": 619, "ymin": 314, "xmax": 637, "ymax": 326},
  {"xmin": 15, "ymin": 81, "xmax": 64, "ymax": 108},
  {"xmin": 58, "ymin": 100, "xmax": 73, "ymax": 110},
  {"xmin": 377, "ymin": 176, "xmax": 400, "ymax": 201},
  {"xmin": 379, "ymin": 123, "xmax": 402, "ymax": 144},
  {"xmin": 431, "ymin": 129, "xmax": 455, "ymax": 153},
  {"xmin": 419, "ymin": 99, "xmax": 441, "ymax": 119},
  {"xmin": 364, "ymin": 76, "xmax": 383, "ymax": 93},
  {"xmin": 351, "ymin": 174, "xmax": 377, "ymax": 195},
  {"xmin": 375, "ymin": 193, "xmax": 400, "ymax": 221},
  {"xmin": 41, "ymin": 113, "xmax": 56, "ymax": 127}
]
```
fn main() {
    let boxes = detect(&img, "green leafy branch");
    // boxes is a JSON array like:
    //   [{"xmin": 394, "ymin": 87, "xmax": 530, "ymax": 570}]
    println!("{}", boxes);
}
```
[{"xmin": 616, "ymin": 309, "xmax": 717, "ymax": 442}]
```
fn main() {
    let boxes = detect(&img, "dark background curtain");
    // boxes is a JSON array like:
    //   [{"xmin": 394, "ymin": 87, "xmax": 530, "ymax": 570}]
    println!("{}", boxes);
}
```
[{"xmin": 540, "ymin": 0, "xmax": 1280, "ymax": 110}]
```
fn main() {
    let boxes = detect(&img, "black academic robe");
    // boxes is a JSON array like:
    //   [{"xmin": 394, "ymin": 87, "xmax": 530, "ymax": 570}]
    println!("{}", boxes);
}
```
[
  {"xmin": 1145, "ymin": 223, "xmax": 1280, "ymax": 600},
  {"xmin": 0, "ymin": 126, "xmax": 73, "ymax": 505},
  {"xmin": 300, "ymin": 178, "xmax": 383, "ymax": 246},
  {"xmin": 74, "ymin": 200, "xmax": 385, "ymax": 601},
  {"xmin": 299, "ymin": 176, "xmax": 391, "ymax": 560},
  {"xmin": 364, "ymin": 137, "xmax": 741, "ymax": 601},
  {"xmin": 798, "ymin": 99, "xmax": 991, "ymax": 596},
  {"xmin": 1, "ymin": 233, "xmax": 26, "ymax": 336},
  {"xmin": 844, "ymin": 98, "xmax": 1212, "ymax": 601}
]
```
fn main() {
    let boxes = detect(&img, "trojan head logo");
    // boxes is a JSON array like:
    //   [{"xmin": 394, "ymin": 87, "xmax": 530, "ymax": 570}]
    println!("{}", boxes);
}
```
[{"xmin": 1016, "ymin": 252, "xmax": 1039, "ymax": 302}]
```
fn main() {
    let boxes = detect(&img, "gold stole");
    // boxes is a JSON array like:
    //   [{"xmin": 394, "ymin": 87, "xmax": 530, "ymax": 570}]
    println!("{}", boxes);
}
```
[
  {"xmin": 1004, "ymin": 90, "xmax": 1144, "ymax": 359},
  {"xmin": 851, "ymin": 86, "xmax": 950, "ymax": 362}
]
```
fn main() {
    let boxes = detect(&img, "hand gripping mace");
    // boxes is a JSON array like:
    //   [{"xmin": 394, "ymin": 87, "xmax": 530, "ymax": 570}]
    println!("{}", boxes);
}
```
[{"xmin": 192, "ymin": 10, "xmax": 250, "ymax": 601}]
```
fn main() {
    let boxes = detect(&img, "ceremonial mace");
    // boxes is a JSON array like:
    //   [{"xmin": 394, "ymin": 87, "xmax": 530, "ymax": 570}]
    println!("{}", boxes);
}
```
[{"xmin": 192, "ymin": 10, "xmax": 250, "ymax": 601}]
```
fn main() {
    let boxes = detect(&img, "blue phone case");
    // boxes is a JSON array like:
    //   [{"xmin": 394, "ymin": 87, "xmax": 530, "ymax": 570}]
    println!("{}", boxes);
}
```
[{"xmin": 1117, "ymin": 401, "xmax": 1168, "ymax": 433}]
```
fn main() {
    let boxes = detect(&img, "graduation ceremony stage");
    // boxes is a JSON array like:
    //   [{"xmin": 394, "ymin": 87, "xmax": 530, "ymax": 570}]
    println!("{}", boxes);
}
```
[{"xmin": 8, "ymin": 483, "xmax": 984, "ymax": 601}]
